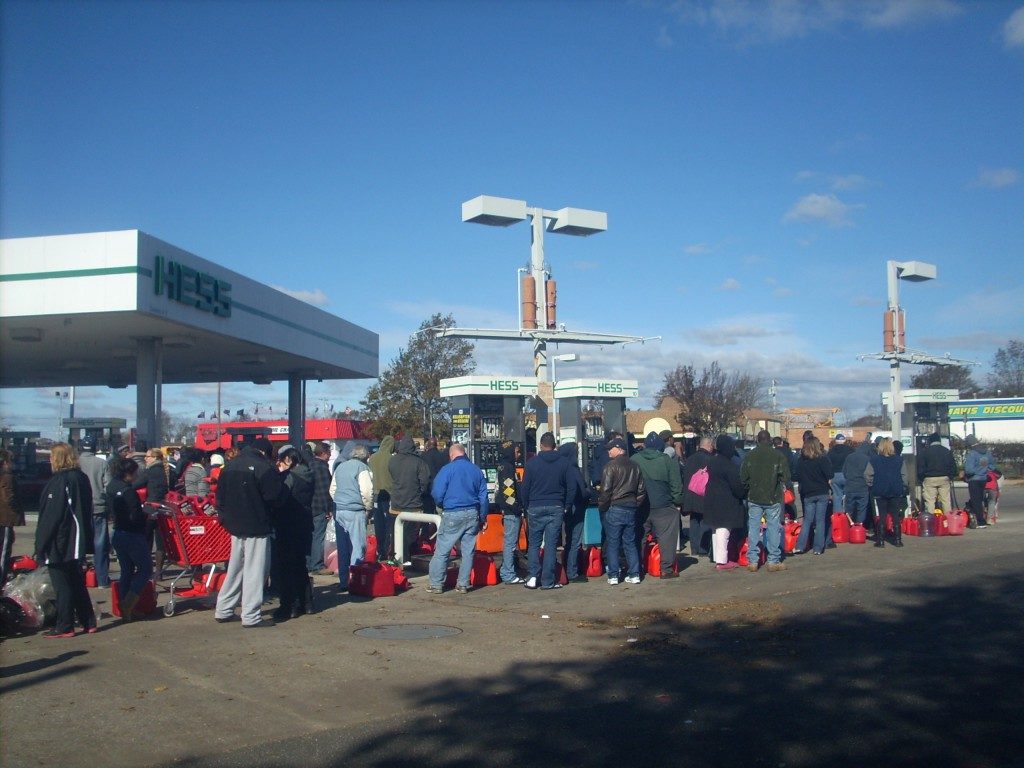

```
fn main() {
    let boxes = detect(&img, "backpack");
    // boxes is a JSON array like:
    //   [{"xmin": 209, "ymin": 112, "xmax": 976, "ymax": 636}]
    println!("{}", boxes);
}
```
[{"xmin": 687, "ymin": 466, "xmax": 709, "ymax": 496}]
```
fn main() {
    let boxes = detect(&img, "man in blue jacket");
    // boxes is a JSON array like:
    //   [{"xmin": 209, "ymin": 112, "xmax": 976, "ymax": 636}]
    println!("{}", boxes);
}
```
[
  {"xmin": 427, "ymin": 443, "xmax": 489, "ymax": 594},
  {"xmin": 521, "ymin": 432, "xmax": 572, "ymax": 590},
  {"xmin": 964, "ymin": 435, "xmax": 997, "ymax": 528}
]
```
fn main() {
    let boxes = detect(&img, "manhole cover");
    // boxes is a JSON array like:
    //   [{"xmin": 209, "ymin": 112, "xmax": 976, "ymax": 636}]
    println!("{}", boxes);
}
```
[{"xmin": 354, "ymin": 624, "xmax": 463, "ymax": 640}]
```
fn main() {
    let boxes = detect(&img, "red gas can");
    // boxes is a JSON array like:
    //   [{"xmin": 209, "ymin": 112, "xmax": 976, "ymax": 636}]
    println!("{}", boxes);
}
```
[
  {"xmin": 946, "ymin": 511, "xmax": 966, "ymax": 535},
  {"xmin": 784, "ymin": 522, "xmax": 802, "ymax": 554},
  {"xmin": 831, "ymin": 513, "xmax": 850, "ymax": 543},
  {"xmin": 111, "ymin": 580, "xmax": 158, "ymax": 617},
  {"xmin": 349, "ymin": 562, "xmax": 396, "ymax": 598},
  {"xmin": 901, "ymin": 517, "xmax": 920, "ymax": 536},
  {"xmin": 847, "ymin": 523, "xmax": 867, "ymax": 544}
]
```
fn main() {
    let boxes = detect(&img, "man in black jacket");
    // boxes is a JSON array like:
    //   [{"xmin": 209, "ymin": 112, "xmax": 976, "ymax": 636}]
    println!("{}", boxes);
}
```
[
  {"xmin": 598, "ymin": 437, "xmax": 647, "ymax": 585},
  {"xmin": 214, "ymin": 438, "xmax": 284, "ymax": 628},
  {"xmin": 307, "ymin": 442, "xmax": 334, "ymax": 575},
  {"xmin": 388, "ymin": 437, "xmax": 431, "ymax": 563},
  {"xmin": 917, "ymin": 432, "xmax": 956, "ymax": 513}
]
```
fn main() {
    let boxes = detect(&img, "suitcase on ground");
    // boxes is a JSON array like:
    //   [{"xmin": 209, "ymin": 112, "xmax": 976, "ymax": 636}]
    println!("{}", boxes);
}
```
[
  {"xmin": 111, "ymin": 580, "xmax": 158, "ymax": 618},
  {"xmin": 348, "ymin": 562, "xmax": 396, "ymax": 598},
  {"xmin": 475, "ymin": 513, "xmax": 505, "ymax": 554},
  {"xmin": 581, "ymin": 507, "xmax": 603, "ymax": 546}
]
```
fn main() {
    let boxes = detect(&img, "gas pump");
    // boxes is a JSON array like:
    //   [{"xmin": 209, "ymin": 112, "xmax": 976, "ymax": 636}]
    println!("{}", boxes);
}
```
[
  {"xmin": 553, "ymin": 379, "xmax": 638, "ymax": 486},
  {"xmin": 440, "ymin": 375, "xmax": 538, "ymax": 489},
  {"xmin": 882, "ymin": 388, "xmax": 957, "ymax": 503}
]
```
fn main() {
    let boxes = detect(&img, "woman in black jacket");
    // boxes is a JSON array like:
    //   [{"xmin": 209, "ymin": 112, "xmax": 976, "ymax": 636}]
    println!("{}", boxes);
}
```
[
  {"xmin": 273, "ymin": 446, "xmax": 315, "ymax": 621},
  {"xmin": 794, "ymin": 437, "xmax": 834, "ymax": 555},
  {"xmin": 108, "ymin": 457, "xmax": 152, "ymax": 621},
  {"xmin": 703, "ymin": 435, "xmax": 746, "ymax": 571},
  {"xmin": 34, "ymin": 443, "xmax": 97, "ymax": 637},
  {"xmin": 133, "ymin": 448, "xmax": 172, "ymax": 579}
]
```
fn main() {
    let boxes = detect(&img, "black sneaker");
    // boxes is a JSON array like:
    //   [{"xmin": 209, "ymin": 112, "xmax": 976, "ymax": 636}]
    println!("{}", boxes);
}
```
[
  {"xmin": 540, "ymin": 583, "xmax": 563, "ymax": 590},
  {"xmin": 569, "ymin": 575, "xmax": 589, "ymax": 583},
  {"xmin": 242, "ymin": 619, "xmax": 275, "ymax": 629},
  {"xmin": 215, "ymin": 615, "xmax": 239, "ymax": 624}
]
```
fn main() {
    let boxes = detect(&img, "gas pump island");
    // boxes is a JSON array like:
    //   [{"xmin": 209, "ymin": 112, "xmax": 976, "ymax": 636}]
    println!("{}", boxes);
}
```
[
  {"xmin": 554, "ymin": 378, "xmax": 638, "ymax": 485},
  {"xmin": 439, "ymin": 375, "xmax": 540, "ymax": 488}
]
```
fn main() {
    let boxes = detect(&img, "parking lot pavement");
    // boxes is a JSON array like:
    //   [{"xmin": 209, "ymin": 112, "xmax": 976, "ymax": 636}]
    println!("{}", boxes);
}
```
[{"xmin": 2, "ymin": 487, "xmax": 1022, "ymax": 768}]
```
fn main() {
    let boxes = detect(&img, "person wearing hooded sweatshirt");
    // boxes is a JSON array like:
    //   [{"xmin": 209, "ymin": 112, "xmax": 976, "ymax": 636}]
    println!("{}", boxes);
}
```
[
  {"xmin": 367, "ymin": 435, "xmax": 395, "ymax": 557},
  {"xmin": 521, "ymin": 432, "xmax": 572, "ymax": 590},
  {"xmin": 330, "ymin": 443, "xmax": 375, "ymax": 592},
  {"xmin": 107, "ymin": 456, "xmax": 151, "ymax": 622},
  {"xmin": 632, "ymin": 432, "xmax": 685, "ymax": 578},
  {"xmin": 963, "ymin": 435, "xmax": 996, "ymax": 528},
  {"xmin": 703, "ymin": 435, "xmax": 746, "ymax": 571},
  {"xmin": 495, "ymin": 441, "xmax": 525, "ymax": 584},
  {"xmin": 558, "ymin": 442, "xmax": 594, "ymax": 583},
  {"xmin": 34, "ymin": 443, "xmax": 97, "ymax": 637},
  {"xmin": 388, "ymin": 436, "xmax": 431, "ymax": 563},
  {"xmin": 841, "ymin": 441, "xmax": 873, "ymax": 526}
]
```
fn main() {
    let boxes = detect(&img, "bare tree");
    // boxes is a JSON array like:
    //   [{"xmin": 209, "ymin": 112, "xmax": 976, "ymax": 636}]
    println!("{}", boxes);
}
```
[
  {"xmin": 657, "ymin": 362, "xmax": 765, "ymax": 435},
  {"xmin": 988, "ymin": 339, "xmax": 1024, "ymax": 397},
  {"xmin": 909, "ymin": 364, "xmax": 980, "ymax": 395}
]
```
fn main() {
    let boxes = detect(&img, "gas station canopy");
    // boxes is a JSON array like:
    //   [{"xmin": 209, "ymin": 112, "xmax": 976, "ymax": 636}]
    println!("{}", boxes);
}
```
[
  {"xmin": 0, "ymin": 230, "xmax": 377, "ymax": 387},
  {"xmin": 0, "ymin": 230, "xmax": 379, "ymax": 444}
]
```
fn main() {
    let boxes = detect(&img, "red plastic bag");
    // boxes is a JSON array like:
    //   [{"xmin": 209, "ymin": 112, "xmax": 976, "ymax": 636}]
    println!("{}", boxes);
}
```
[{"xmin": 784, "ymin": 521, "xmax": 801, "ymax": 553}]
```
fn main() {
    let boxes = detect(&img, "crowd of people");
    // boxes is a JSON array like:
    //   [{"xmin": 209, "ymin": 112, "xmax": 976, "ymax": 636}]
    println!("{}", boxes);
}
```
[{"xmin": 4, "ymin": 425, "xmax": 1002, "ymax": 635}]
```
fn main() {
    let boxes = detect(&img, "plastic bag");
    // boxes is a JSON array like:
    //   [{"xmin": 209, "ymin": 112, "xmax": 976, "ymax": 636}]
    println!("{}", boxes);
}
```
[
  {"xmin": 325, "ymin": 520, "xmax": 337, "ymax": 544},
  {"xmin": 2, "ymin": 568, "xmax": 56, "ymax": 629}
]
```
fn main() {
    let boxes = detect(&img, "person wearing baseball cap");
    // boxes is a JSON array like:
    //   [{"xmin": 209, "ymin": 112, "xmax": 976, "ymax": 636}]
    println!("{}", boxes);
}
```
[
  {"xmin": 964, "ymin": 435, "xmax": 997, "ymax": 528},
  {"xmin": 597, "ymin": 436, "xmax": 647, "ymax": 585},
  {"xmin": 214, "ymin": 437, "xmax": 285, "ymax": 627}
]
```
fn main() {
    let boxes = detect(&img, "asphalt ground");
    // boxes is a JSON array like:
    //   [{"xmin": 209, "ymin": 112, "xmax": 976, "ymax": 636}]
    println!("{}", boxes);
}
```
[{"xmin": 2, "ymin": 487, "xmax": 1023, "ymax": 768}]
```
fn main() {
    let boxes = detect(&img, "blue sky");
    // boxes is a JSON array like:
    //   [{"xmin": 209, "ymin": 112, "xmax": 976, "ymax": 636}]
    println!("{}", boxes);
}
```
[{"xmin": 2, "ymin": 0, "xmax": 1022, "ymax": 436}]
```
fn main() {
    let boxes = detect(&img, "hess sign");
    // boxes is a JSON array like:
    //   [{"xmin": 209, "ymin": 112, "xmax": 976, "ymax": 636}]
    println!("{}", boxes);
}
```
[{"xmin": 154, "ymin": 255, "xmax": 232, "ymax": 317}]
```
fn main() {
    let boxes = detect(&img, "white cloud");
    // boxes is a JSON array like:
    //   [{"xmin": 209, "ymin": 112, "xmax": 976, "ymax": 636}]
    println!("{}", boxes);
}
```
[
  {"xmin": 272, "ymin": 285, "xmax": 329, "ymax": 306},
  {"xmin": 784, "ymin": 193, "xmax": 862, "ymax": 227},
  {"xmin": 1003, "ymin": 6, "xmax": 1024, "ymax": 47},
  {"xmin": 969, "ymin": 167, "xmax": 1020, "ymax": 189},
  {"xmin": 656, "ymin": 24, "xmax": 675, "ymax": 47},
  {"xmin": 719, "ymin": 277, "xmax": 741, "ymax": 291},
  {"xmin": 684, "ymin": 242, "xmax": 712, "ymax": 255},
  {"xmin": 668, "ymin": 0, "xmax": 962, "ymax": 42},
  {"xmin": 572, "ymin": 259, "xmax": 599, "ymax": 270}
]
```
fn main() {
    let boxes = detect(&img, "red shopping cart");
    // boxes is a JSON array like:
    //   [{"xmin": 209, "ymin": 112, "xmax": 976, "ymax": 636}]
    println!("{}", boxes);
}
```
[{"xmin": 153, "ymin": 494, "xmax": 231, "ymax": 616}]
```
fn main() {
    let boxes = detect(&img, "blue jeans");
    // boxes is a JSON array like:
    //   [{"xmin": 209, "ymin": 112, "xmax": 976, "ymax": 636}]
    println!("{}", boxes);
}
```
[
  {"xmin": 307, "ymin": 512, "xmax": 328, "ymax": 571},
  {"xmin": 748, "ymin": 501, "xmax": 782, "ymax": 565},
  {"xmin": 563, "ymin": 503, "xmax": 586, "ymax": 578},
  {"xmin": 112, "ymin": 529, "xmax": 152, "ymax": 598},
  {"xmin": 797, "ymin": 495, "xmax": 829, "ymax": 554},
  {"xmin": 604, "ymin": 505, "xmax": 640, "ymax": 579},
  {"xmin": 428, "ymin": 508, "xmax": 479, "ymax": 588},
  {"xmin": 93, "ymin": 514, "xmax": 111, "ymax": 587},
  {"xmin": 334, "ymin": 507, "xmax": 367, "ymax": 590},
  {"xmin": 846, "ymin": 490, "xmax": 869, "ymax": 525},
  {"xmin": 500, "ymin": 513, "xmax": 521, "ymax": 582},
  {"xmin": 831, "ymin": 473, "xmax": 846, "ymax": 513},
  {"xmin": 526, "ymin": 505, "xmax": 564, "ymax": 587}
]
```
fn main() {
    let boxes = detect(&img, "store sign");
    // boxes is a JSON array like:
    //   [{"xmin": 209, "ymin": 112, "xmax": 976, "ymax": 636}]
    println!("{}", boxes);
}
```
[
  {"xmin": 949, "ymin": 402, "xmax": 1024, "ymax": 420},
  {"xmin": 597, "ymin": 382, "xmax": 623, "ymax": 394},
  {"xmin": 154, "ymin": 255, "xmax": 232, "ymax": 317},
  {"xmin": 488, "ymin": 379, "xmax": 521, "ymax": 392}
]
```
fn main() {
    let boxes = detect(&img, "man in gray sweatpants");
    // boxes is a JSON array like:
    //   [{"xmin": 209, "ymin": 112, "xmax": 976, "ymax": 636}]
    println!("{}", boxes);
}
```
[{"xmin": 214, "ymin": 438, "xmax": 284, "ymax": 628}]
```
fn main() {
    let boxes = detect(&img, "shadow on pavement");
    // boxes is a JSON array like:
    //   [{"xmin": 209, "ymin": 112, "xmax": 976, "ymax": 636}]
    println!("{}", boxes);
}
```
[{"xmin": 171, "ymin": 570, "xmax": 1024, "ymax": 768}]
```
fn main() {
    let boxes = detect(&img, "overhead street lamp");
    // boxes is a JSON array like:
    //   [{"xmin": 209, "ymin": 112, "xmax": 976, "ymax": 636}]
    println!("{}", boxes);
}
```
[
  {"xmin": 550, "ymin": 353, "xmax": 579, "ymax": 440},
  {"xmin": 462, "ymin": 195, "xmax": 607, "ymax": 379},
  {"xmin": 885, "ymin": 260, "xmax": 936, "ymax": 441}
]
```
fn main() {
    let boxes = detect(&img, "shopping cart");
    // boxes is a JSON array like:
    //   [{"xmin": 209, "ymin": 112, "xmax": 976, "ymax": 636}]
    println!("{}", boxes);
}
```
[{"xmin": 153, "ymin": 495, "xmax": 231, "ymax": 616}]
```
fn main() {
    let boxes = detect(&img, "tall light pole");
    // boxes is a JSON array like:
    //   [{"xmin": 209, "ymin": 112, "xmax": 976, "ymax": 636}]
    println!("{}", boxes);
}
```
[
  {"xmin": 54, "ymin": 390, "xmax": 68, "ymax": 441},
  {"xmin": 884, "ymin": 260, "xmax": 936, "ymax": 441},
  {"xmin": 461, "ymin": 195, "xmax": 607, "ymax": 379},
  {"xmin": 550, "ymin": 353, "xmax": 579, "ymax": 440}
]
